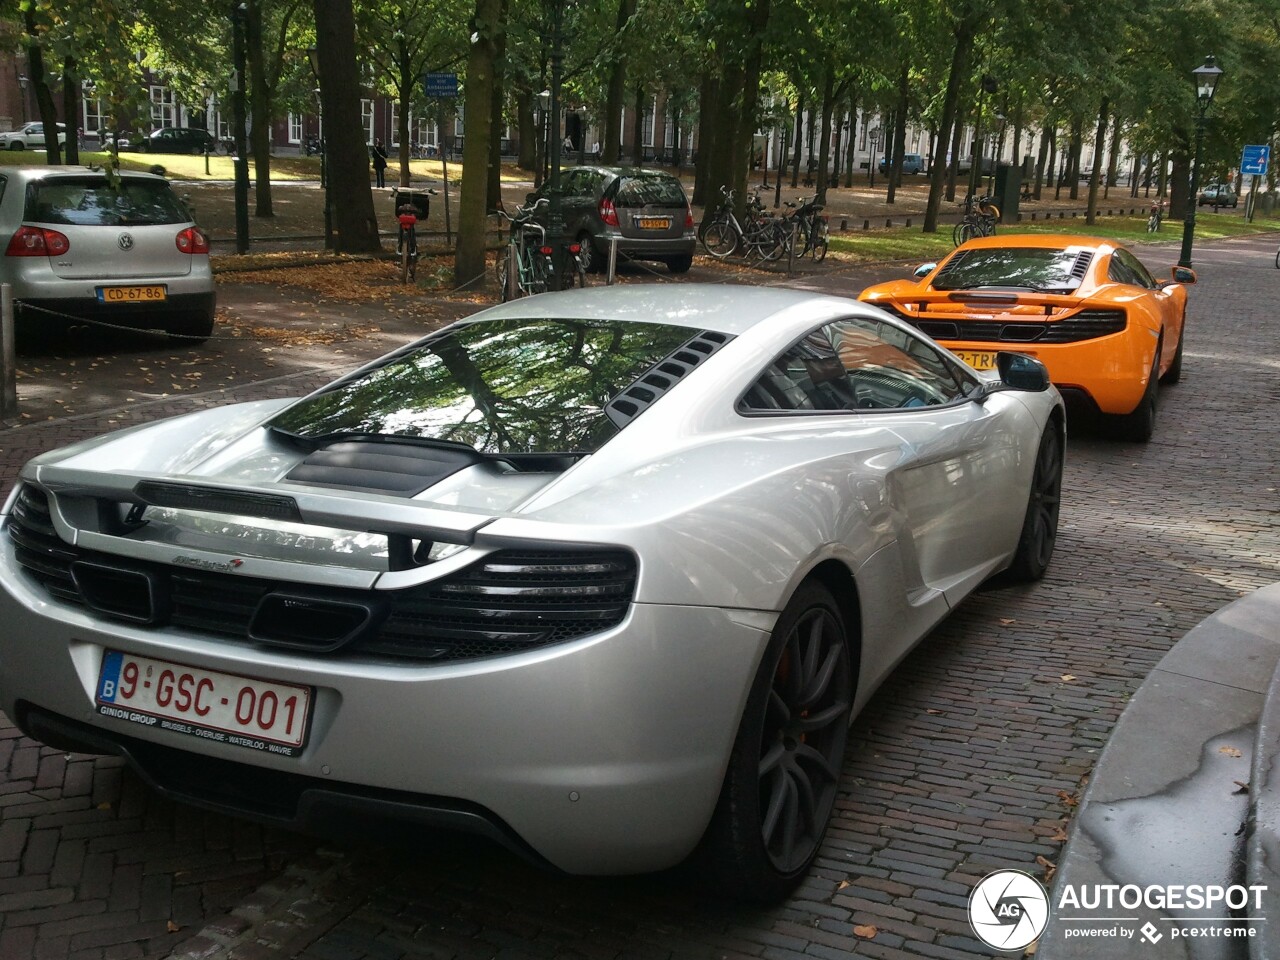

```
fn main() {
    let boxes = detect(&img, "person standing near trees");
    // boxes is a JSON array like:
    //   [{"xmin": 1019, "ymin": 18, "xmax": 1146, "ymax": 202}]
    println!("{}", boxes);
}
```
[{"xmin": 371, "ymin": 138, "xmax": 389, "ymax": 188}]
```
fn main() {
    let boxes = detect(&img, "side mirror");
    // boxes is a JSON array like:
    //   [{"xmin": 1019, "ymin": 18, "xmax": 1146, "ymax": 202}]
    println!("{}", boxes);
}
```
[
  {"xmin": 996, "ymin": 352, "xmax": 1050, "ymax": 392},
  {"xmin": 913, "ymin": 262, "xmax": 936, "ymax": 279},
  {"xmin": 1171, "ymin": 266, "xmax": 1196, "ymax": 285}
]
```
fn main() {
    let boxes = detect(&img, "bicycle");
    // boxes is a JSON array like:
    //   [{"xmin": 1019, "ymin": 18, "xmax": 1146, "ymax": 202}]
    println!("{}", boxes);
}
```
[
  {"xmin": 494, "ymin": 199, "xmax": 585, "ymax": 300},
  {"xmin": 699, "ymin": 186, "xmax": 773, "ymax": 259},
  {"xmin": 1146, "ymin": 199, "xmax": 1165, "ymax": 233},
  {"xmin": 395, "ymin": 189, "xmax": 439, "ymax": 284},
  {"xmin": 783, "ymin": 196, "xmax": 829, "ymax": 262},
  {"xmin": 953, "ymin": 194, "xmax": 1001, "ymax": 246}
]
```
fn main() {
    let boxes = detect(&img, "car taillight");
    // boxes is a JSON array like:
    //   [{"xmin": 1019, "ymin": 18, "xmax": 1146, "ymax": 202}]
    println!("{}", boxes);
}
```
[
  {"xmin": 6, "ymin": 225, "xmax": 69, "ymax": 257},
  {"xmin": 568, "ymin": 243, "xmax": 581, "ymax": 254},
  {"xmin": 685, "ymin": 207, "xmax": 694, "ymax": 228},
  {"xmin": 175, "ymin": 227, "xmax": 210, "ymax": 255},
  {"xmin": 539, "ymin": 246, "xmax": 553, "ymax": 255},
  {"xmin": 599, "ymin": 197, "xmax": 619, "ymax": 227}
]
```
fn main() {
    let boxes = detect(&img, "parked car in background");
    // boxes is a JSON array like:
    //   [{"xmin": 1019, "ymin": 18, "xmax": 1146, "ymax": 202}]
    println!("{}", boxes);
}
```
[
  {"xmin": 529, "ymin": 166, "xmax": 696, "ymax": 274},
  {"xmin": 1197, "ymin": 183, "xmax": 1237, "ymax": 207},
  {"xmin": 136, "ymin": 127, "xmax": 223, "ymax": 155},
  {"xmin": 0, "ymin": 284, "xmax": 1063, "ymax": 901},
  {"xmin": 0, "ymin": 121, "xmax": 68, "ymax": 151},
  {"xmin": 860, "ymin": 234, "xmax": 1193, "ymax": 442},
  {"xmin": 0, "ymin": 167, "xmax": 216, "ymax": 341},
  {"xmin": 879, "ymin": 153, "xmax": 925, "ymax": 175}
]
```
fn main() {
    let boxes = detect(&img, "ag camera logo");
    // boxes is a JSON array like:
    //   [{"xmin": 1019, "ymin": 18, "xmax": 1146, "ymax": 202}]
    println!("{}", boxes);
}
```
[{"xmin": 968, "ymin": 869, "xmax": 1049, "ymax": 951}]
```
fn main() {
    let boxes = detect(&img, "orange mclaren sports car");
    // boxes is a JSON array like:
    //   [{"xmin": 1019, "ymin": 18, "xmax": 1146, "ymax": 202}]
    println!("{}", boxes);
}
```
[{"xmin": 859, "ymin": 235, "xmax": 1195, "ymax": 441}]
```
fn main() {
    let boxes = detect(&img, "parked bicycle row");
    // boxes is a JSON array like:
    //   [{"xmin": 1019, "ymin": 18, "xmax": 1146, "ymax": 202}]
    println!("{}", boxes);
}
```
[{"xmin": 698, "ymin": 186, "xmax": 830, "ymax": 263}]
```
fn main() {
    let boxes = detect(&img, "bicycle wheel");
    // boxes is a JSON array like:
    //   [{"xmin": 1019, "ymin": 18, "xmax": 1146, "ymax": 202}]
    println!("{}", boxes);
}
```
[
  {"xmin": 701, "ymin": 219, "xmax": 739, "ymax": 258},
  {"xmin": 982, "ymin": 216, "xmax": 997, "ymax": 237},
  {"xmin": 952, "ymin": 221, "xmax": 974, "ymax": 247},
  {"xmin": 1147, "ymin": 215, "xmax": 1158, "ymax": 233},
  {"xmin": 400, "ymin": 235, "xmax": 412, "ymax": 284},
  {"xmin": 496, "ymin": 254, "xmax": 512, "ymax": 300},
  {"xmin": 527, "ymin": 253, "xmax": 550, "ymax": 295},
  {"xmin": 812, "ymin": 221, "xmax": 829, "ymax": 263},
  {"xmin": 1275, "ymin": 247, "xmax": 1279, "ymax": 269}
]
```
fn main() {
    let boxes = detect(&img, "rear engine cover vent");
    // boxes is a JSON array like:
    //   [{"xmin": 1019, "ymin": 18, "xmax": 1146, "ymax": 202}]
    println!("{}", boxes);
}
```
[
  {"xmin": 285, "ymin": 440, "xmax": 479, "ymax": 497},
  {"xmin": 606, "ymin": 330, "xmax": 733, "ymax": 426}
]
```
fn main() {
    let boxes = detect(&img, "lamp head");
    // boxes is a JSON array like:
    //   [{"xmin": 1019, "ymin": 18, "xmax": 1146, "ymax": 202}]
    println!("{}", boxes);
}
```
[{"xmin": 1193, "ymin": 55, "xmax": 1223, "ymax": 103}]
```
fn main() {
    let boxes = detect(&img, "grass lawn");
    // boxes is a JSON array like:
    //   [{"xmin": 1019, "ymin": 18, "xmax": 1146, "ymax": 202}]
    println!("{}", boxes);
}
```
[{"xmin": 828, "ymin": 211, "xmax": 1280, "ymax": 262}]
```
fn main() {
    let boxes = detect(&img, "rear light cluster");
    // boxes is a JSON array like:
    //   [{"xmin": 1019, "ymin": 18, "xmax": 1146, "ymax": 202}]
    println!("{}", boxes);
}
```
[
  {"xmin": 6, "ymin": 226, "xmax": 69, "ymax": 257},
  {"xmin": 599, "ymin": 197, "xmax": 619, "ymax": 227},
  {"xmin": 175, "ymin": 227, "xmax": 210, "ymax": 255},
  {"xmin": 685, "ymin": 206, "xmax": 694, "ymax": 228}
]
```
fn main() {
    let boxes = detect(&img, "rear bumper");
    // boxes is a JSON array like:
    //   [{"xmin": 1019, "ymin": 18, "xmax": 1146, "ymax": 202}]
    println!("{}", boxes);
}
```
[{"xmin": 16, "ymin": 291, "xmax": 216, "ymax": 332}]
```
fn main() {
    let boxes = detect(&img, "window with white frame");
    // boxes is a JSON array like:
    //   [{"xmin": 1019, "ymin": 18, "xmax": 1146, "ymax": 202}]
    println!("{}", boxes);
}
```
[
  {"xmin": 911, "ymin": 129, "xmax": 921, "ymax": 152},
  {"xmin": 454, "ymin": 103, "xmax": 464, "ymax": 136},
  {"xmin": 150, "ymin": 85, "xmax": 178, "ymax": 129},
  {"xmin": 860, "ymin": 121, "xmax": 868, "ymax": 151},
  {"xmin": 642, "ymin": 98, "xmax": 655, "ymax": 147},
  {"xmin": 361, "ymin": 99, "xmax": 374, "ymax": 143},
  {"xmin": 390, "ymin": 104, "xmax": 401, "ymax": 146},
  {"xmin": 288, "ymin": 113, "xmax": 302, "ymax": 144},
  {"xmin": 82, "ymin": 96, "xmax": 103, "ymax": 135}
]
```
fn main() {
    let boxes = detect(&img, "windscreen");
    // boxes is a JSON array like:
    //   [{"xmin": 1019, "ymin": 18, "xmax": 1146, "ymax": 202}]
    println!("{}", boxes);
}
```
[
  {"xmin": 25, "ymin": 177, "xmax": 189, "ymax": 227},
  {"xmin": 932, "ymin": 248, "xmax": 1089, "ymax": 292},
  {"xmin": 269, "ymin": 317, "xmax": 704, "ymax": 455},
  {"xmin": 615, "ymin": 175, "xmax": 687, "ymax": 208}
]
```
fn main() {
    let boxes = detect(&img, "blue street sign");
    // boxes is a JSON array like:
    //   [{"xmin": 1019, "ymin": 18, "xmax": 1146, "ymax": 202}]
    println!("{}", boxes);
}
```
[
  {"xmin": 423, "ymin": 73, "xmax": 458, "ymax": 98},
  {"xmin": 1240, "ymin": 144, "xmax": 1270, "ymax": 176}
]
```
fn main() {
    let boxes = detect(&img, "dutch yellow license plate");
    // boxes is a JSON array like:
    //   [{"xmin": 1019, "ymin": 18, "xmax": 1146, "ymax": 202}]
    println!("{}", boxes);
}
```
[
  {"xmin": 635, "ymin": 217, "xmax": 671, "ymax": 230},
  {"xmin": 953, "ymin": 350, "xmax": 998, "ymax": 371},
  {"xmin": 98, "ymin": 285, "xmax": 167, "ymax": 304}
]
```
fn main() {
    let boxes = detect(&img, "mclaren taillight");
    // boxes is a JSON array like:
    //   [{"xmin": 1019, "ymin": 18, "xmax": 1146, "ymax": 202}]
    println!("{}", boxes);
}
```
[
  {"xmin": 599, "ymin": 197, "xmax": 619, "ymax": 227},
  {"xmin": 175, "ymin": 227, "xmax": 210, "ymax": 255},
  {"xmin": 6, "ymin": 226, "xmax": 69, "ymax": 257}
]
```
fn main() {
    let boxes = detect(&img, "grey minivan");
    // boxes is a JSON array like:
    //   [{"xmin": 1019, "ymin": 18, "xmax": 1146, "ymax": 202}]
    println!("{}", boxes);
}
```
[
  {"xmin": 0, "ymin": 167, "xmax": 215, "ymax": 341},
  {"xmin": 536, "ymin": 166, "xmax": 697, "ymax": 274}
]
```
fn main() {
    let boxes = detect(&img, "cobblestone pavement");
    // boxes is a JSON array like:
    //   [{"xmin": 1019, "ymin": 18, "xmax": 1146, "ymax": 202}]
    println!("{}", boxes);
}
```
[{"xmin": 1, "ymin": 235, "xmax": 1278, "ymax": 960}]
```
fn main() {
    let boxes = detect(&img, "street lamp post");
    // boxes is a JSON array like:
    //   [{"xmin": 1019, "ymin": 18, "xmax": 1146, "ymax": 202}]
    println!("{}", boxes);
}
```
[
  {"xmin": 578, "ymin": 106, "xmax": 587, "ymax": 166},
  {"xmin": 869, "ymin": 127, "xmax": 881, "ymax": 189},
  {"xmin": 230, "ymin": 1, "xmax": 250, "ymax": 254},
  {"xmin": 546, "ymin": 0, "xmax": 568, "ymax": 286},
  {"xmin": 1179, "ymin": 55, "xmax": 1224, "ymax": 268},
  {"xmin": 307, "ymin": 48, "xmax": 333, "ymax": 251},
  {"xmin": 536, "ymin": 89, "xmax": 550, "ymax": 188}
]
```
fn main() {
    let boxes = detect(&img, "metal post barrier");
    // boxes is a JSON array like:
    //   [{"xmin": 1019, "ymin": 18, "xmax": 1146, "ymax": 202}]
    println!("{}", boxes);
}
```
[
  {"xmin": 607, "ymin": 236, "xmax": 618, "ymax": 285},
  {"xmin": 787, "ymin": 221, "xmax": 797, "ymax": 275},
  {"xmin": 1, "ymin": 284, "xmax": 16, "ymax": 421},
  {"xmin": 506, "ymin": 241, "xmax": 519, "ymax": 300}
]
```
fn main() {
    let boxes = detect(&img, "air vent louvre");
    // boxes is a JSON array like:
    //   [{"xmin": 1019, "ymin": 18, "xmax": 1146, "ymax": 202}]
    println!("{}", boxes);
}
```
[{"xmin": 604, "ymin": 329, "xmax": 735, "ymax": 427}]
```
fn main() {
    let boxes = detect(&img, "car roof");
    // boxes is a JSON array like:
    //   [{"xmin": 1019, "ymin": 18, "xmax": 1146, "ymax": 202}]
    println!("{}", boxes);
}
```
[
  {"xmin": 955, "ymin": 233, "xmax": 1116, "ymax": 255},
  {"xmin": 2, "ymin": 166, "xmax": 168, "ymax": 184},
  {"xmin": 472, "ymin": 283, "xmax": 848, "ymax": 337},
  {"xmin": 564, "ymin": 165, "xmax": 682, "ymax": 179}
]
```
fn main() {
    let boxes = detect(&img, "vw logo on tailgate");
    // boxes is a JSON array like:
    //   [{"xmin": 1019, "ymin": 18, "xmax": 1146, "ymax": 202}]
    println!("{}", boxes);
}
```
[{"xmin": 118, "ymin": 233, "xmax": 134, "ymax": 251}]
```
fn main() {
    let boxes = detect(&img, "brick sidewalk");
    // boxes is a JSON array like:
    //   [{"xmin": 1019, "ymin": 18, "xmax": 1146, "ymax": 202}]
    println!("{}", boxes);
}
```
[{"xmin": 2, "ymin": 234, "xmax": 1279, "ymax": 959}]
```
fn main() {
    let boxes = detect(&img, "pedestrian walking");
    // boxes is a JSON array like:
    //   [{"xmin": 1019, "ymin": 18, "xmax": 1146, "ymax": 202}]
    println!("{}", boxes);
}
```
[{"xmin": 371, "ymin": 139, "xmax": 389, "ymax": 188}]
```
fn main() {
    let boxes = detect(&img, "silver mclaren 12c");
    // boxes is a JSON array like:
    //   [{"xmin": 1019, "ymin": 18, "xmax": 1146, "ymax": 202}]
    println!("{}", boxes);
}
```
[{"xmin": 0, "ymin": 284, "xmax": 1064, "ymax": 900}]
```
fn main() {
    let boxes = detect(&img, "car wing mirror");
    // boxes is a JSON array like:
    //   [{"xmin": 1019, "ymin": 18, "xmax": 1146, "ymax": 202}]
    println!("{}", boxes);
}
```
[
  {"xmin": 913, "ymin": 262, "xmax": 936, "ymax": 279},
  {"xmin": 993, "ymin": 352, "xmax": 1051, "ymax": 392},
  {"xmin": 1171, "ymin": 265, "xmax": 1196, "ymax": 284}
]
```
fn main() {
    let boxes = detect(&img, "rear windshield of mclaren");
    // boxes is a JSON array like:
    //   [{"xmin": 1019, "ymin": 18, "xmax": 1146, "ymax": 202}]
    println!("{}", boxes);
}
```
[
  {"xmin": 933, "ymin": 247, "xmax": 1093, "ymax": 293},
  {"xmin": 268, "ymin": 316, "xmax": 721, "ymax": 456}
]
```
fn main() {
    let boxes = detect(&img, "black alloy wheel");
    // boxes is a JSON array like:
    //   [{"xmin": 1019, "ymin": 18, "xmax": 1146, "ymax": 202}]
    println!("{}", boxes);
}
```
[
  {"xmin": 1005, "ymin": 425, "xmax": 1063, "ymax": 582},
  {"xmin": 701, "ymin": 582, "xmax": 854, "ymax": 900}
]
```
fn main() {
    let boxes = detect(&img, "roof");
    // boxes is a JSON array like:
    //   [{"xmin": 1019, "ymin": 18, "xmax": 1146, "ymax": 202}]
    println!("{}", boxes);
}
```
[
  {"xmin": 473, "ymin": 283, "xmax": 844, "ymax": 336},
  {"xmin": 3, "ymin": 166, "xmax": 167, "ymax": 182},
  {"xmin": 959, "ymin": 233, "xmax": 1116, "ymax": 253}
]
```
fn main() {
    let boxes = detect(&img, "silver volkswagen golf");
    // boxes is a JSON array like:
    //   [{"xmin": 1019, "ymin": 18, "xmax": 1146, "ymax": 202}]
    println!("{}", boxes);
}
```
[
  {"xmin": 0, "ymin": 166, "xmax": 215, "ymax": 341},
  {"xmin": 0, "ymin": 286, "xmax": 1063, "ymax": 899}
]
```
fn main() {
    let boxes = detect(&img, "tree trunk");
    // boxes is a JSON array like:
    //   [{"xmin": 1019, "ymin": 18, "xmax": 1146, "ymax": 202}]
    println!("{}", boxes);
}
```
[
  {"xmin": 602, "ymin": 0, "xmax": 635, "ymax": 163},
  {"xmin": 1068, "ymin": 117, "xmax": 1083, "ymax": 200},
  {"xmin": 730, "ymin": 1, "xmax": 769, "ymax": 202},
  {"xmin": 1034, "ymin": 123, "xmax": 1051, "ymax": 199},
  {"xmin": 924, "ymin": 23, "xmax": 972, "ymax": 231},
  {"xmin": 248, "ymin": 0, "xmax": 273, "ymax": 217},
  {"xmin": 887, "ymin": 63, "xmax": 908, "ymax": 201},
  {"xmin": 829, "ymin": 109, "xmax": 843, "ymax": 189},
  {"xmin": 702, "ymin": 65, "xmax": 740, "ymax": 222},
  {"xmin": 313, "ymin": 0, "xmax": 380, "ymax": 252},
  {"xmin": 1086, "ymin": 97, "xmax": 1108, "ymax": 225},
  {"xmin": 517, "ymin": 90, "xmax": 535, "ymax": 170},
  {"xmin": 631, "ymin": 87, "xmax": 644, "ymax": 162},
  {"xmin": 692, "ymin": 68, "xmax": 718, "ymax": 206},
  {"xmin": 845, "ymin": 91, "xmax": 858, "ymax": 186},
  {"xmin": 24, "ymin": 9, "xmax": 61, "ymax": 165},
  {"xmin": 790, "ymin": 95, "xmax": 803, "ymax": 188},
  {"xmin": 487, "ymin": 0, "xmax": 509, "ymax": 214},
  {"xmin": 1105, "ymin": 112, "xmax": 1122, "ymax": 193},
  {"xmin": 62, "ymin": 59, "xmax": 80, "ymax": 165},
  {"xmin": 1168, "ymin": 150, "xmax": 1189, "ymax": 218},
  {"xmin": 815, "ymin": 69, "xmax": 834, "ymax": 203},
  {"xmin": 454, "ymin": 0, "xmax": 503, "ymax": 286}
]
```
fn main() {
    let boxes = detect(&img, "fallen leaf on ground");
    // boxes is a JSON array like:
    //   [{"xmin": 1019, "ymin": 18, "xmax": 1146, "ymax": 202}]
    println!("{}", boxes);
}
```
[
  {"xmin": 1234, "ymin": 781, "xmax": 1250, "ymax": 794},
  {"xmin": 1220, "ymin": 746, "xmax": 1243, "ymax": 758},
  {"xmin": 1056, "ymin": 790, "xmax": 1079, "ymax": 807},
  {"xmin": 853, "ymin": 924, "xmax": 878, "ymax": 939},
  {"xmin": 167, "ymin": 921, "xmax": 181, "ymax": 933},
  {"xmin": 837, "ymin": 879, "xmax": 851, "ymax": 890},
  {"xmin": 926, "ymin": 708, "xmax": 941, "ymax": 715},
  {"xmin": 1024, "ymin": 940, "xmax": 1039, "ymax": 956},
  {"xmin": 1060, "ymin": 674, "xmax": 1077, "ymax": 682},
  {"xmin": 1050, "ymin": 825, "xmax": 1069, "ymax": 842},
  {"xmin": 999, "ymin": 618, "xmax": 1016, "ymax": 625}
]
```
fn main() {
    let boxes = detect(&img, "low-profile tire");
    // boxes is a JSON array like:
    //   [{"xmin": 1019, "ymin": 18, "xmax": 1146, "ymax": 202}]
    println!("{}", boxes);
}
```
[
  {"xmin": 168, "ymin": 310, "xmax": 214, "ymax": 345},
  {"xmin": 698, "ymin": 581, "xmax": 855, "ymax": 902},
  {"xmin": 1106, "ymin": 347, "xmax": 1160, "ymax": 442},
  {"xmin": 8, "ymin": 142, "xmax": 23, "ymax": 151},
  {"xmin": 667, "ymin": 254, "xmax": 693, "ymax": 274},
  {"xmin": 1161, "ymin": 323, "xmax": 1185, "ymax": 385},
  {"xmin": 1004, "ymin": 425, "xmax": 1063, "ymax": 582}
]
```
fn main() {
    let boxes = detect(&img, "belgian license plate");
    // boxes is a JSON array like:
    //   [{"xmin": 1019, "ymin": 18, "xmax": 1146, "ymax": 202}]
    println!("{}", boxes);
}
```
[
  {"xmin": 98, "ymin": 285, "xmax": 167, "ymax": 304},
  {"xmin": 635, "ymin": 217, "xmax": 671, "ymax": 230},
  {"xmin": 953, "ymin": 350, "xmax": 998, "ymax": 371},
  {"xmin": 95, "ymin": 651, "xmax": 311, "ymax": 756}
]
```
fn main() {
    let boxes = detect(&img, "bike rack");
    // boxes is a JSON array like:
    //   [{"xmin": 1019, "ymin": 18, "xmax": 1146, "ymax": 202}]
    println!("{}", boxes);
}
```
[{"xmin": 607, "ymin": 236, "xmax": 619, "ymax": 285}]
